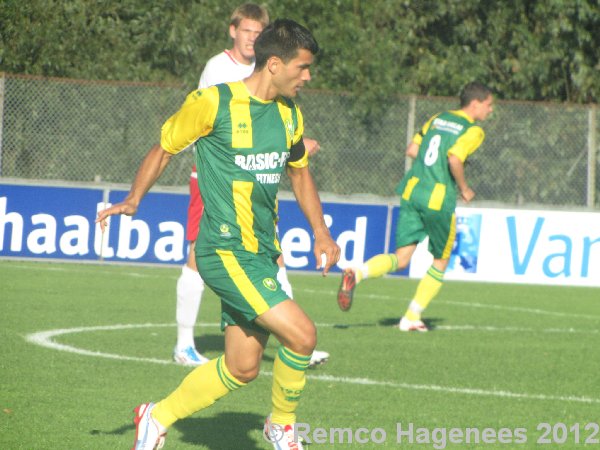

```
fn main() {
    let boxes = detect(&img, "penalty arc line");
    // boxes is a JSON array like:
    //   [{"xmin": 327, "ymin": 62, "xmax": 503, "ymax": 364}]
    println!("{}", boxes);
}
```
[{"xmin": 23, "ymin": 323, "xmax": 600, "ymax": 405}]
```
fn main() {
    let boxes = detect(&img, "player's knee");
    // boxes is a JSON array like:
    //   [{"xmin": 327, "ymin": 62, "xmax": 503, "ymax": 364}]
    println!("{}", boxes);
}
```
[
  {"xmin": 394, "ymin": 252, "xmax": 411, "ymax": 270},
  {"xmin": 290, "ymin": 322, "xmax": 317, "ymax": 355},
  {"xmin": 433, "ymin": 258, "xmax": 449, "ymax": 272},
  {"xmin": 229, "ymin": 364, "xmax": 260, "ymax": 383}
]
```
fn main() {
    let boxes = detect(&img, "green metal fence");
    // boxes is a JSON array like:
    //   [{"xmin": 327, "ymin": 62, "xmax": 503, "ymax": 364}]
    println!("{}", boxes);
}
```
[{"xmin": 1, "ymin": 73, "xmax": 598, "ymax": 208}]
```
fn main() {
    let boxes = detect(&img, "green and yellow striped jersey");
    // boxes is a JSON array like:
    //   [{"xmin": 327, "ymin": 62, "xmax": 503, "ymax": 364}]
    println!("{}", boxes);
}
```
[
  {"xmin": 397, "ymin": 109, "xmax": 485, "ymax": 211},
  {"xmin": 160, "ymin": 81, "xmax": 307, "ymax": 256}
]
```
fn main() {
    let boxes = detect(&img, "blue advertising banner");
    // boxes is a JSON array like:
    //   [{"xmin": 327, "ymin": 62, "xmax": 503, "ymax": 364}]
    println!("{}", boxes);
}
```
[
  {"xmin": 278, "ymin": 200, "xmax": 391, "ymax": 273},
  {"xmin": 0, "ymin": 184, "xmax": 103, "ymax": 260},
  {"xmin": 98, "ymin": 190, "xmax": 189, "ymax": 264},
  {"xmin": 448, "ymin": 213, "xmax": 482, "ymax": 274},
  {"xmin": 5, "ymin": 183, "xmax": 597, "ymax": 286},
  {"xmin": 1, "ymin": 183, "xmax": 395, "ymax": 271},
  {"xmin": 0, "ymin": 184, "xmax": 191, "ymax": 264}
]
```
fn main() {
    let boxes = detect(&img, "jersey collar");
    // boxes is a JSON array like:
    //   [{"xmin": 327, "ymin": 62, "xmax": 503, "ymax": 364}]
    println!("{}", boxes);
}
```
[{"xmin": 450, "ymin": 109, "xmax": 475, "ymax": 123}]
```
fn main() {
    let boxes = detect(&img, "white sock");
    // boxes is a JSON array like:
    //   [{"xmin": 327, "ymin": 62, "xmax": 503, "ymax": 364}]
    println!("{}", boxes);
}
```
[
  {"xmin": 359, "ymin": 263, "xmax": 369, "ymax": 280},
  {"xmin": 277, "ymin": 266, "xmax": 293, "ymax": 299},
  {"xmin": 175, "ymin": 264, "xmax": 204, "ymax": 350},
  {"xmin": 407, "ymin": 300, "xmax": 424, "ymax": 318}
]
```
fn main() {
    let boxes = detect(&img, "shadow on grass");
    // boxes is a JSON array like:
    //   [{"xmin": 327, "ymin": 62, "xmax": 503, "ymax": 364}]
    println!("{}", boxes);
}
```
[
  {"xmin": 193, "ymin": 333, "xmax": 224, "ymax": 353},
  {"xmin": 378, "ymin": 317, "xmax": 444, "ymax": 330},
  {"xmin": 93, "ymin": 412, "xmax": 265, "ymax": 449},
  {"xmin": 175, "ymin": 412, "xmax": 265, "ymax": 449},
  {"xmin": 90, "ymin": 423, "xmax": 131, "ymax": 437}
]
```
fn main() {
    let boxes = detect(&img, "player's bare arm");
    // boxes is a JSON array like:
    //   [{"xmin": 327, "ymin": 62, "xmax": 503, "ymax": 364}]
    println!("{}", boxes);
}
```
[
  {"xmin": 405, "ymin": 141, "xmax": 419, "ymax": 159},
  {"xmin": 96, "ymin": 144, "xmax": 172, "ymax": 230},
  {"xmin": 287, "ymin": 165, "xmax": 340, "ymax": 275},
  {"xmin": 448, "ymin": 154, "xmax": 475, "ymax": 202},
  {"xmin": 303, "ymin": 137, "xmax": 321, "ymax": 156}
]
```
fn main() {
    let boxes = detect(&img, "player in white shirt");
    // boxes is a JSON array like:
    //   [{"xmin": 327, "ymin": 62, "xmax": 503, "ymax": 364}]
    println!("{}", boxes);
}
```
[
  {"xmin": 198, "ymin": 50, "xmax": 254, "ymax": 88},
  {"xmin": 173, "ymin": 3, "xmax": 329, "ymax": 368}
]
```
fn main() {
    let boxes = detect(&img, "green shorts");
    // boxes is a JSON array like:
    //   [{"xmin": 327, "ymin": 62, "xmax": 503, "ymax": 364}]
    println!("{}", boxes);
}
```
[
  {"xmin": 395, "ymin": 199, "xmax": 456, "ymax": 259},
  {"xmin": 196, "ymin": 249, "xmax": 289, "ymax": 334}
]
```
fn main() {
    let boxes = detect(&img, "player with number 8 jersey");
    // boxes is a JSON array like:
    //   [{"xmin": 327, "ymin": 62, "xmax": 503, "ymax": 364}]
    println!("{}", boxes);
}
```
[
  {"xmin": 337, "ymin": 82, "xmax": 494, "ymax": 333},
  {"xmin": 396, "ymin": 109, "xmax": 483, "ymax": 215}
]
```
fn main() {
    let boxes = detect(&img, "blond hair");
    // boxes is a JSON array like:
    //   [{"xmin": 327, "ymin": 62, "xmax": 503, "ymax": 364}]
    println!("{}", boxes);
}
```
[{"xmin": 230, "ymin": 3, "xmax": 269, "ymax": 28}]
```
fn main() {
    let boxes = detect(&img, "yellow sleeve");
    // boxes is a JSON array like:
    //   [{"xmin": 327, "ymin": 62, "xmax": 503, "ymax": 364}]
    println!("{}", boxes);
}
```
[
  {"xmin": 447, "ymin": 126, "xmax": 485, "ymax": 162},
  {"xmin": 160, "ymin": 87, "xmax": 219, "ymax": 154},
  {"xmin": 412, "ymin": 114, "xmax": 438, "ymax": 146},
  {"xmin": 293, "ymin": 104, "xmax": 304, "ymax": 145},
  {"xmin": 287, "ymin": 104, "xmax": 308, "ymax": 169}
]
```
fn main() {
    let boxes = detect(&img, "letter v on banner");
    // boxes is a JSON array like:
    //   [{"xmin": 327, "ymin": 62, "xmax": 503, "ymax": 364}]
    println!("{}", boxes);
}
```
[{"xmin": 506, "ymin": 216, "xmax": 544, "ymax": 275}]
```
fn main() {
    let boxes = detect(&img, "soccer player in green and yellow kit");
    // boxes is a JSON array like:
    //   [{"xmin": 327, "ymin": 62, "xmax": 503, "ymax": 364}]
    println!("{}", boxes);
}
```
[
  {"xmin": 337, "ymin": 81, "xmax": 493, "ymax": 332},
  {"xmin": 97, "ymin": 19, "xmax": 340, "ymax": 450}
]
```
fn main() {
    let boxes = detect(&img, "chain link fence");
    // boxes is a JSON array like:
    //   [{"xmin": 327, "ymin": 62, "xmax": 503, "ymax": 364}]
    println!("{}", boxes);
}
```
[{"xmin": 1, "ymin": 73, "xmax": 598, "ymax": 209}]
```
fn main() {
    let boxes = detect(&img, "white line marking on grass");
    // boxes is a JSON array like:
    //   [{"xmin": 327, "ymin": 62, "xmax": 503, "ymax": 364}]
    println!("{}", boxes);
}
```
[
  {"xmin": 302, "ymin": 288, "xmax": 600, "ymax": 321},
  {"xmin": 8, "ymin": 263, "xmax": 598, "ymax": 320},
  {"xmin": 314, "ymin": 323, "xmax": 600, "ymax": 335},
  {"xmin": 25, "ymin": 323, "xmax": 178, "ymax": 364},
  {"xmin": 443, "ymin": 300, "xmax": 600, "ymax": 321},
  {"xmin": 300, "ymin": 373, "xmax": 600, "ymax": 405},
  {"xmin": 4, "ymin": 262, "xmax": 167, "ymax": 278},
  {"xmin": 434, "ymin": 325, "xmax": 600, "ymax": 335},
  {"xmin": 24, "ymin": 323, "xmax": 600, "ymax": 405}
]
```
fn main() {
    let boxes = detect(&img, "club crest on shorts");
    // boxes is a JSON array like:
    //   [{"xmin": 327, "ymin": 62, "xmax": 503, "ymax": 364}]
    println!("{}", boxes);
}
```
[
  {"xmin": 263, "ymin": 277, "xmax": 277, "ymax": 291},
  {"xmin": 219, "ymin": 224, "xmax": 231, "ymax": 237}
]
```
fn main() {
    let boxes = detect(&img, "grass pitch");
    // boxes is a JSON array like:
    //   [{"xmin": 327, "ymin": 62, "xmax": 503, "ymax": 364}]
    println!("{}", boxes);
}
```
[{"xmin": 1, "ymin": 259, "xmax": 599, "ymax": 449}]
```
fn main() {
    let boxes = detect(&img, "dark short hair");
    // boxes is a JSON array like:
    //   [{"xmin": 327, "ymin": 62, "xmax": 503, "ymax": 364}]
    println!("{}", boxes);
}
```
[
  {"xmin": 460, "ymin": 82, "xmax": 493, "ymax": 107},
  {"xmin": 253, "ymin": 19, "xmax": 319, "ymax": 70}
]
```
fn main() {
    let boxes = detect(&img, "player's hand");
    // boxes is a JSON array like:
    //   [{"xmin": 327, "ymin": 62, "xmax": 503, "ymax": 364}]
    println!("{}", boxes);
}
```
[
  {"xmin": 460, "ymin": 187, "xmax": 475, "ymax": 203},
  {"xmin": 314, "ymin": 234, "xmax": 340, "ymax": 276},
  {"xmin": 95, "ymin": 202, "xmax": 138, "ymax": 232},
  {"xmin": 303, "ymin": 137, "xmax": 321, "ymax": 157}
]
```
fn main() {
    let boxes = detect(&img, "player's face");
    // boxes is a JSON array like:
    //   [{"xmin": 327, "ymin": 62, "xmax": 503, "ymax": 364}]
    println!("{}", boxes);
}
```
[
  {"xmin": 273, "ymin": 49, "xmax": 314, "ymax": 98},
  {"xmin": 230, "ymin": 18, "xmax": 264, "ymax": 64},
  {"xmin": 474, "ymin": 95, "xmax": 494, "ymax": 121}
]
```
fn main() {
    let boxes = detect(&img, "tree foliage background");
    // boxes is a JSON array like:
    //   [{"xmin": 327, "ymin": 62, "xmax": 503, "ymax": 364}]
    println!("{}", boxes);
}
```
[
  {"xmin": 1, "ymin": 0, "xmax": 598, "ymax": 106},
  {"xmin": 1, "ymin": 0, "xmax": 598, "ymax": 206}
]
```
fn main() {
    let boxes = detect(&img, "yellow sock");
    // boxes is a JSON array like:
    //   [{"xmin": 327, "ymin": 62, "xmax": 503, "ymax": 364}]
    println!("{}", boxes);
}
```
[
  {"xmin": 357, "ymin": 253, "xmax": 398, "ymax": 283},
  {"xmin": 270, "ymin": 346, "xmax": 311, "ymax": 425},
  {"xmin": 152, "ymin": 356, "xmax": 245, "ymax": 427},
  {"xmin": 405, "ymin": 265, "xmax": 444, "ymax": 321}
]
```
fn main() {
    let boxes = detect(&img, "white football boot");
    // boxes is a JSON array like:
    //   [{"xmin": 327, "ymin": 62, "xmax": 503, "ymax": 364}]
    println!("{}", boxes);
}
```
[
  {"xmin": 172, "ymin": 346, "xmax": 210, "ymax": 366},
  {"xmin": 132, "ymin": 403, "xmax": 167, "ymax": 450},
  {"xmin": 398, "ymin": 316, "xmax": 428, "ymax": 332},
  {"xmin": 309, "ymin": 349, "xmax": 330, "ymax": 367},
  {"xmin": 263, "ymin": 414, "xmax": 304, "ymax": 450}
]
